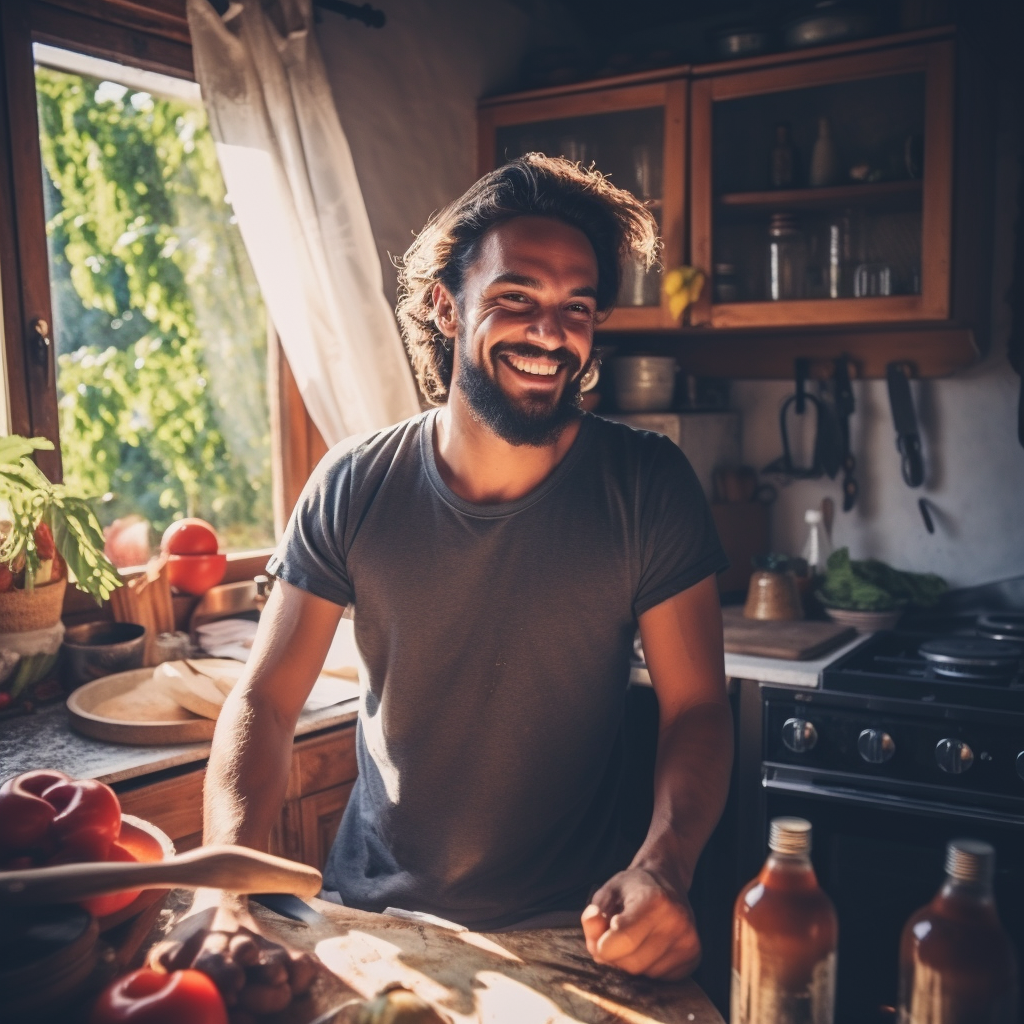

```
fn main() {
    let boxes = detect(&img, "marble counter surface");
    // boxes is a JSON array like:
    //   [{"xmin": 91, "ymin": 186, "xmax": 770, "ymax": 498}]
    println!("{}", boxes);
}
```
[
  {"xmin": 630, "ymin": 633, "xmax": 870, "ymax": 690},
  {"xmin": 0, "ymin": 698, "xmax": 358, "ymax": 785}
]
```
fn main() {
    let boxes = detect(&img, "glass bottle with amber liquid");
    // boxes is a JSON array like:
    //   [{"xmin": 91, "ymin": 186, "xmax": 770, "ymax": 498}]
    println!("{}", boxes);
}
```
[
  {"xmin": 731, "ymin": 817, "xmax": 838, "ymax": 1024},
  {"xmin": 898, "ymin": 839, "xmax": 1018, "ymax": 1024}
]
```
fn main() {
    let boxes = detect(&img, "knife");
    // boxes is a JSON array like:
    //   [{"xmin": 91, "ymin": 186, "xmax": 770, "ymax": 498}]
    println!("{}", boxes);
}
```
[
  {"xmin": 251, "ymin": 892, "xmax": 328, "ymax": 925},
  {"xmin": 886, "ymin": 362, "xmax": 924, "ymax": 488}
]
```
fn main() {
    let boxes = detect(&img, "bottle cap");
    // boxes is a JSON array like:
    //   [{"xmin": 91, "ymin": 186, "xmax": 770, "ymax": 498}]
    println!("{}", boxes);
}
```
[
  {"xmin": 769, "ymin": 817, "xmax": 812, "ymax": 857},
  {"xmin": 945, "ymin": 838, "xmax": 995, "ymax": 885},
  {"xmin": 805, "ymin": 509, "xmax": 822, "ymax": 524}
]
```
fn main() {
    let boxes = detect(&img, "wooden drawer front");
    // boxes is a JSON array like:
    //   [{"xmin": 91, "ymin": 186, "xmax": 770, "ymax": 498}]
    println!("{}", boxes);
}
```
[
  {"xmin": 298, "ymin": 782, "xmax": 354, "ymax": 871},
  {"xmin": 117, "ymin": 768, "xmax": 205, "ymax": 847},
  {"xmin": 293, "ymin": 726, "xmax": 357, "ymax": 798}
]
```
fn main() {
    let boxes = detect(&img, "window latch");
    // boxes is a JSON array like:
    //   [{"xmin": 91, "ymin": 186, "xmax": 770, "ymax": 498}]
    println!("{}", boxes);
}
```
[{"xmin": 31, "ymin": 318, "xmax": 51, "ymax": 365}]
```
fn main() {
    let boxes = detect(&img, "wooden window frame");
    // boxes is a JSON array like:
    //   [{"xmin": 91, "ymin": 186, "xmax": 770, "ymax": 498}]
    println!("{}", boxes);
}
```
[{"xmin": 0, "ymin": 0, "xmax": 322, "ymax": 602}]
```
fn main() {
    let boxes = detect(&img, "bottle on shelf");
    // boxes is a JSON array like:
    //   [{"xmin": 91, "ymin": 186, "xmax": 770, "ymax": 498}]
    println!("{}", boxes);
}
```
[
  {"xmin": 731, "ymin": 817, "xmax": 838, "ymax": 1024},
  {"xmin": 898, "ymin": 839, "xmax": 1018, "ymax": 1024},
  {"xmin": 809, "ymin": 116, "xmax": 838, "ymax": 187},
  {"xmin": 767, "ymin": 213, "xmax": 807, "ymax": 300},
  {"xmin": 770, "ymin": 122, "xmax": 797, "ymax": 189},
  {"xmin": 801, "ymin": 509, "xmax": 833, "ymax": 576}
]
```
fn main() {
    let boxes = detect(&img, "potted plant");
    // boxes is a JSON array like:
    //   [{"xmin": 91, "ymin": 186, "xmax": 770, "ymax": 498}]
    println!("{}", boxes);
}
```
[{"xmin": 0, "ymin": 435, "xmax": 121, "ymax": 704}]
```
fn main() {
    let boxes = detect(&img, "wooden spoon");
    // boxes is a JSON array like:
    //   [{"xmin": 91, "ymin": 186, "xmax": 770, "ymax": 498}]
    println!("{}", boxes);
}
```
[{"xmin": 0, "ymin": 844, "xmax": 322, "ymax": 906}]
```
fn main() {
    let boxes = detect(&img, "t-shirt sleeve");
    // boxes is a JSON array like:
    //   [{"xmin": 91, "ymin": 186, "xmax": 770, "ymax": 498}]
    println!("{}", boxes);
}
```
[
  {"xmin": 634, "ymin": 435, "xmax": 729, "ymax": 617},
  {"xmin": 266, "ymin": 448, "xmax": 354, "ymax": 608}
]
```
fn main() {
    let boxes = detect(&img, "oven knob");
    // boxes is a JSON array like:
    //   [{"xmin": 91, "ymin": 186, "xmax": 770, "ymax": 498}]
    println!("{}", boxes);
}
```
[
  {"xmin": 935, "ymin": 738, "xmax": 974, "ymax": 774},
  {"xmin": 858, "ymin": 728, "xmax": 895, "ymax": 764},
  {"xmin": 782, "ymin": 717, "xmax": 818, "ymax": 754}
]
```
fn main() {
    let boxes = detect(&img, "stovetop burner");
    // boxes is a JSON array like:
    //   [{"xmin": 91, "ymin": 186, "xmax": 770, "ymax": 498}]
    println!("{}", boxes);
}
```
[
  {"xmin": 977, "ymin": 611, "xmax": 1024, "ymax": 642},
  {"xmin": 918, "ymin": 636, "xmax": 1024, "ymax": 681}
]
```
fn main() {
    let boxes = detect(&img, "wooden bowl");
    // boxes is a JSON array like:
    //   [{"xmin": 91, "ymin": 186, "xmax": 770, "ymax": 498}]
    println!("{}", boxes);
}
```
[
  {"xmin": 67, "ymin": 666, "xmax": 215, "ymax": 745},
  {"xmin": 95, "ymin": 813, "xmax": 176, "ymax": 932}
]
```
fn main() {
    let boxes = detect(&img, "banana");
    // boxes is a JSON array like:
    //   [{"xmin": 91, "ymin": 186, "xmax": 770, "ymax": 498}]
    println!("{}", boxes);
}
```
[{"xmin": 662, "ymin": 265, "xmax": 705, "ymax": 321}]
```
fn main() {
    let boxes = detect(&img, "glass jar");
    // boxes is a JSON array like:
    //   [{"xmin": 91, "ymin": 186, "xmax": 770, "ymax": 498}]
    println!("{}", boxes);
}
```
[
  {"xmin": 714, "ymin": 262, "xmax": 740, "ymax": 303},
  {"xmin": 768, "ymin": 214, "xmax": 807, "ymax": 301}
]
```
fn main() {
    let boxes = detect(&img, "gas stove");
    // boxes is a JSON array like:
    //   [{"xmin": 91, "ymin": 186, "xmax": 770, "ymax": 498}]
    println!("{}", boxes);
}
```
[
  {"xmin": 756, "ymin": 576, "xmax": 1024, "ymax": 1024},
  {"xmin": 821, "ymin": 576, "xmax": 1024, "ymax": 711}
]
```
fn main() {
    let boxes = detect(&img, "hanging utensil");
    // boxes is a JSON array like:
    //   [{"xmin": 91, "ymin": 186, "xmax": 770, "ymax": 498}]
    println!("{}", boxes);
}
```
[
  {"xmin": 763, "ymin": 359, "xmax": 827, "ymax": 479},
  {"xmin": 833, "ymin": 357, "xmax": 858, "ymax": 510},
  {"xmin": 886, "ymin": 362, "xmax": 924, "ymax": 487}
]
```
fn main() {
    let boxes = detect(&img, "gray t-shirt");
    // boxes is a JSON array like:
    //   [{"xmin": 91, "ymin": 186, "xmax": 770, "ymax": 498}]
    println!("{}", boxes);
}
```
[{"xmin": 268, "ymin": 409, "xmax": 726, "ymax": 929}]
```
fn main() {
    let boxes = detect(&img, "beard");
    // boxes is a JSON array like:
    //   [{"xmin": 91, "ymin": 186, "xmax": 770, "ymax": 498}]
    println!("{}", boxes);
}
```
[{"xmin": 454, "ymin": 334, "xmax": 588, "ymax": 447}]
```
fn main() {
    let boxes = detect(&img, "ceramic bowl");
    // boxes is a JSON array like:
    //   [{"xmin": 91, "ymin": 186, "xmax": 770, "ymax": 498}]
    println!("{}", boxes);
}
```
[
  {"xmin": 62, "ymin": 621, "xmax": 147, "ymax": 689},
  {"xmin": 823, "ymin": 605, "xmax": 905, "ymax": 633}
]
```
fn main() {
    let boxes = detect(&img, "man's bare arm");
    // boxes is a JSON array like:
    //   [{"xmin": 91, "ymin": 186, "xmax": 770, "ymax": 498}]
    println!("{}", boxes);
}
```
[
  {"xmin": 149, "ymin": 580, "xmax": 344, "ymax": 1008},
  {"xmin": 204, "ymin": 578, "xmax": 345, "ymax": 848},
  {"xmin": 583, "ymin": 574, "xmax": 732, "ymax": 979}
]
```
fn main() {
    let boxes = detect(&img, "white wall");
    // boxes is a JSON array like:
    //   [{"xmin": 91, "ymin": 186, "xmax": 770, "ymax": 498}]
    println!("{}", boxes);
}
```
[
  {"xmin": 314, "ymin": 0, "xmax": 530, "ymax": 307},
  {"xmin": 732, "ymin": 82, "xmax": 1024, "ymax": 588}
]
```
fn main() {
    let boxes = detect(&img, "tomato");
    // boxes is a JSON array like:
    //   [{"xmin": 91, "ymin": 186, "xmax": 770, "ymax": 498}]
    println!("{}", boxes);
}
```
[
  {"xmin": 89, "ymin": 968, "xmax": 228, "ymax": 1024},
  {"xmin": 41, "ymin": 777, "xmax": 122, "ymax": 861},
  {"xmin": 34, "ymin": 521, "xmax": 55, "ymax": 559},
  {"xmin": 0, "ymin": 769, "xmax": 69, "ymax": 856},
  {"xmin": 161, "ymin": 518, "xmax": 219, "ymax": 556},
  {"xmin": 166, "ymin": 553, "xmax": 227, "ymax": 596},
  {"xmin": 79, "ymin": 841, "xmax": 140, "ymax": 917}
]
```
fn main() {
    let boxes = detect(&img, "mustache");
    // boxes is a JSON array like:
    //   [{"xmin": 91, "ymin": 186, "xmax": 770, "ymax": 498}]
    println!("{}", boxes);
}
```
[{"xmin": 492, "ymin": 342, "xmax": 582, "ymax": 374}]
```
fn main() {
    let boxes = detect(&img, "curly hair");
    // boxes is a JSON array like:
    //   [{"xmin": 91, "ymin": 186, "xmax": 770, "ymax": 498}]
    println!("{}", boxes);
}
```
[{"xmin": 395, "ymin": 153, "xmax": 661, "ymax": 405}]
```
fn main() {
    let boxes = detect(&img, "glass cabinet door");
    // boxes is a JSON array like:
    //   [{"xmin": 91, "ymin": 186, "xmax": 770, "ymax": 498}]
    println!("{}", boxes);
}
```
[
  {"xmin": 479, "ymin": 81, "xmax": 686, "ymax": 330},
  {"xmin": 690, "ymin": 41, "xmax": 953, "ymax": 329}
]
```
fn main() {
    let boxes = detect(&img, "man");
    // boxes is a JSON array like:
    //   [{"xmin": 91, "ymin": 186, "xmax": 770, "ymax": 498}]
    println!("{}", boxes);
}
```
[{"xmin": 158, "ymin": 155, "xmax": 731, "ymax": 1000}]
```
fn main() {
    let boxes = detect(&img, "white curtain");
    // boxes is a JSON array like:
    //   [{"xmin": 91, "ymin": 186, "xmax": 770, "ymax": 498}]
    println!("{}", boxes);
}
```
[{"xmin": 186, "ymin": 0, "xmax": 421, "ymax": 446}]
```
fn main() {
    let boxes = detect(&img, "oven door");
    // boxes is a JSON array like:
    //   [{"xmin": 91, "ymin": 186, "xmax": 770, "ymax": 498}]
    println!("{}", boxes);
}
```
[{"xmin": 764, "ymin": 767, "xmax": 1024, "ymax": 1024}]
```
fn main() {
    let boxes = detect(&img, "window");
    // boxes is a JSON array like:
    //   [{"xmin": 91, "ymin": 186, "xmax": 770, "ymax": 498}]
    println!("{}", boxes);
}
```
[{"xmin": 33, "ymin": 44, "xmax": 273, "ymax": 560}]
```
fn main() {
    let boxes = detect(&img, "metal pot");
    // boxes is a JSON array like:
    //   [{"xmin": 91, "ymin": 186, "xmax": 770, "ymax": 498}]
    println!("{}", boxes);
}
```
[{"xmin": 611, "ymin": 356, "xmax": 677, "ymax": 412}]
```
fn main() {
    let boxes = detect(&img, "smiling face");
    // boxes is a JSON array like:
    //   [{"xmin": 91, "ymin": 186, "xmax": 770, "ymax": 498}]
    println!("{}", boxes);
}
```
[{"xmin": 436, "ymin": 216, "xmax": 600, "ymax": 447}]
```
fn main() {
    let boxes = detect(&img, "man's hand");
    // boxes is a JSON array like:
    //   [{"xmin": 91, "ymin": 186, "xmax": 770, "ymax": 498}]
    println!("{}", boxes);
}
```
[
  {"xmin": 581, "ymin": 868, "xmax": 701, "ymax": 981},
  {"xmin": 148, "ymin": 891, "xmax": 317, "ymax": 1022}
]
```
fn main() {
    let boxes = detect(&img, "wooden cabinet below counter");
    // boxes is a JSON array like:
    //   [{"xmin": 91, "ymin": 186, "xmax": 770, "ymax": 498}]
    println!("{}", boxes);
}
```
[{"xmin": 114, "ymin": 721, "xmax": 358, "ymax": 871}]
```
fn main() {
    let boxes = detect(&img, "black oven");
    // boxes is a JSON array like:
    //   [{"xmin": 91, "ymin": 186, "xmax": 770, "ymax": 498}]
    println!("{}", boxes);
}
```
[{"xmin": 761, "ymin": 671, "xmax": 1024, "ymax": 1024}]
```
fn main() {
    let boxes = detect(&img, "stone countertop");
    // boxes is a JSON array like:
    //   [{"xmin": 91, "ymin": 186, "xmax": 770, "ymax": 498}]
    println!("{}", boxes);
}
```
[
  {"xmin": 630, "ymin": 633, "xmax": 870, "ymax": 690},
  {"xmin": 0, "ymin": 698, "xmax": 358, "ymax": 785}
]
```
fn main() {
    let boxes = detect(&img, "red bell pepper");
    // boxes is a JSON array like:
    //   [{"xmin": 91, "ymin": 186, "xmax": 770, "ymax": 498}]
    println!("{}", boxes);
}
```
[
  {"xmin": 42, "ymin": 776, "xmax": 122, "ymax": 861},
  {"xmin": 89, "ymin": 969, "xmax": 228, "ymax": 1024},
  {"xmin": 0, "ymin": 769, "xmax": 69, "ymax": 857}
]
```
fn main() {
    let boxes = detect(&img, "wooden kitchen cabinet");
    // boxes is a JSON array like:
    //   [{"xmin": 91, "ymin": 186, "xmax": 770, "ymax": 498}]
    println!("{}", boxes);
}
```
[
  {"xmin": 477, "ymin": 78, "xmax": 688, "ymax": 331},
  {"xmin": 114, "ymin": 720, "xmax": 358, "ymax": 870},
  {"xmin": 478, "ymin": 26, "xmax": 991, "ymax": 378},
  {"xmin": 689, "ymin": 38, "xmax": 953, "ymax": 330}
]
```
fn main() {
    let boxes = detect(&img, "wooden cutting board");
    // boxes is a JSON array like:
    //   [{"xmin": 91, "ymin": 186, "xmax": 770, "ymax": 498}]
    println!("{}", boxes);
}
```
[
  {"xmin": 722, "ymin": 606, "xmax": 857, "ymax": 661},
  {"xmin": 249, "ymin": 900, "xmax": 724, "ymax": 1024}
]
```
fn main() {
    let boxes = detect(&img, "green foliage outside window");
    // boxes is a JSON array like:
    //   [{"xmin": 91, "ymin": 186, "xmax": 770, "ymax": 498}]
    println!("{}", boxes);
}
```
[{"xmin": 34, "ymin": 65, "xmax": 273, "ymax": 551}]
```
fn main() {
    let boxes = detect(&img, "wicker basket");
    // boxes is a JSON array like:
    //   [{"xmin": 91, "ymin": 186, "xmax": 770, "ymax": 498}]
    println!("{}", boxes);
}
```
[{"xmin": 0, "ymin": 576, "xmax": 67, "ymax": 633}]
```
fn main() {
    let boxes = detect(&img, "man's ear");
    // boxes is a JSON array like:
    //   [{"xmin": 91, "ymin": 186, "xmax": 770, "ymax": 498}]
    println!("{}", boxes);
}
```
[{"xmin": 432, "ymin": 283, "xmax": 458, "ymax": 340}]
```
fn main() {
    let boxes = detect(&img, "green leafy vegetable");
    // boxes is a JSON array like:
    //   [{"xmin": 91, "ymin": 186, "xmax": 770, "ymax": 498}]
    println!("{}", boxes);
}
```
[
  {"xmin": 817, "ymin": 548, "xmax": 946, "ymax": 611},
  {"xmin": 0, "ymin": 435, "xmax": 122, "ymax": 603}
]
